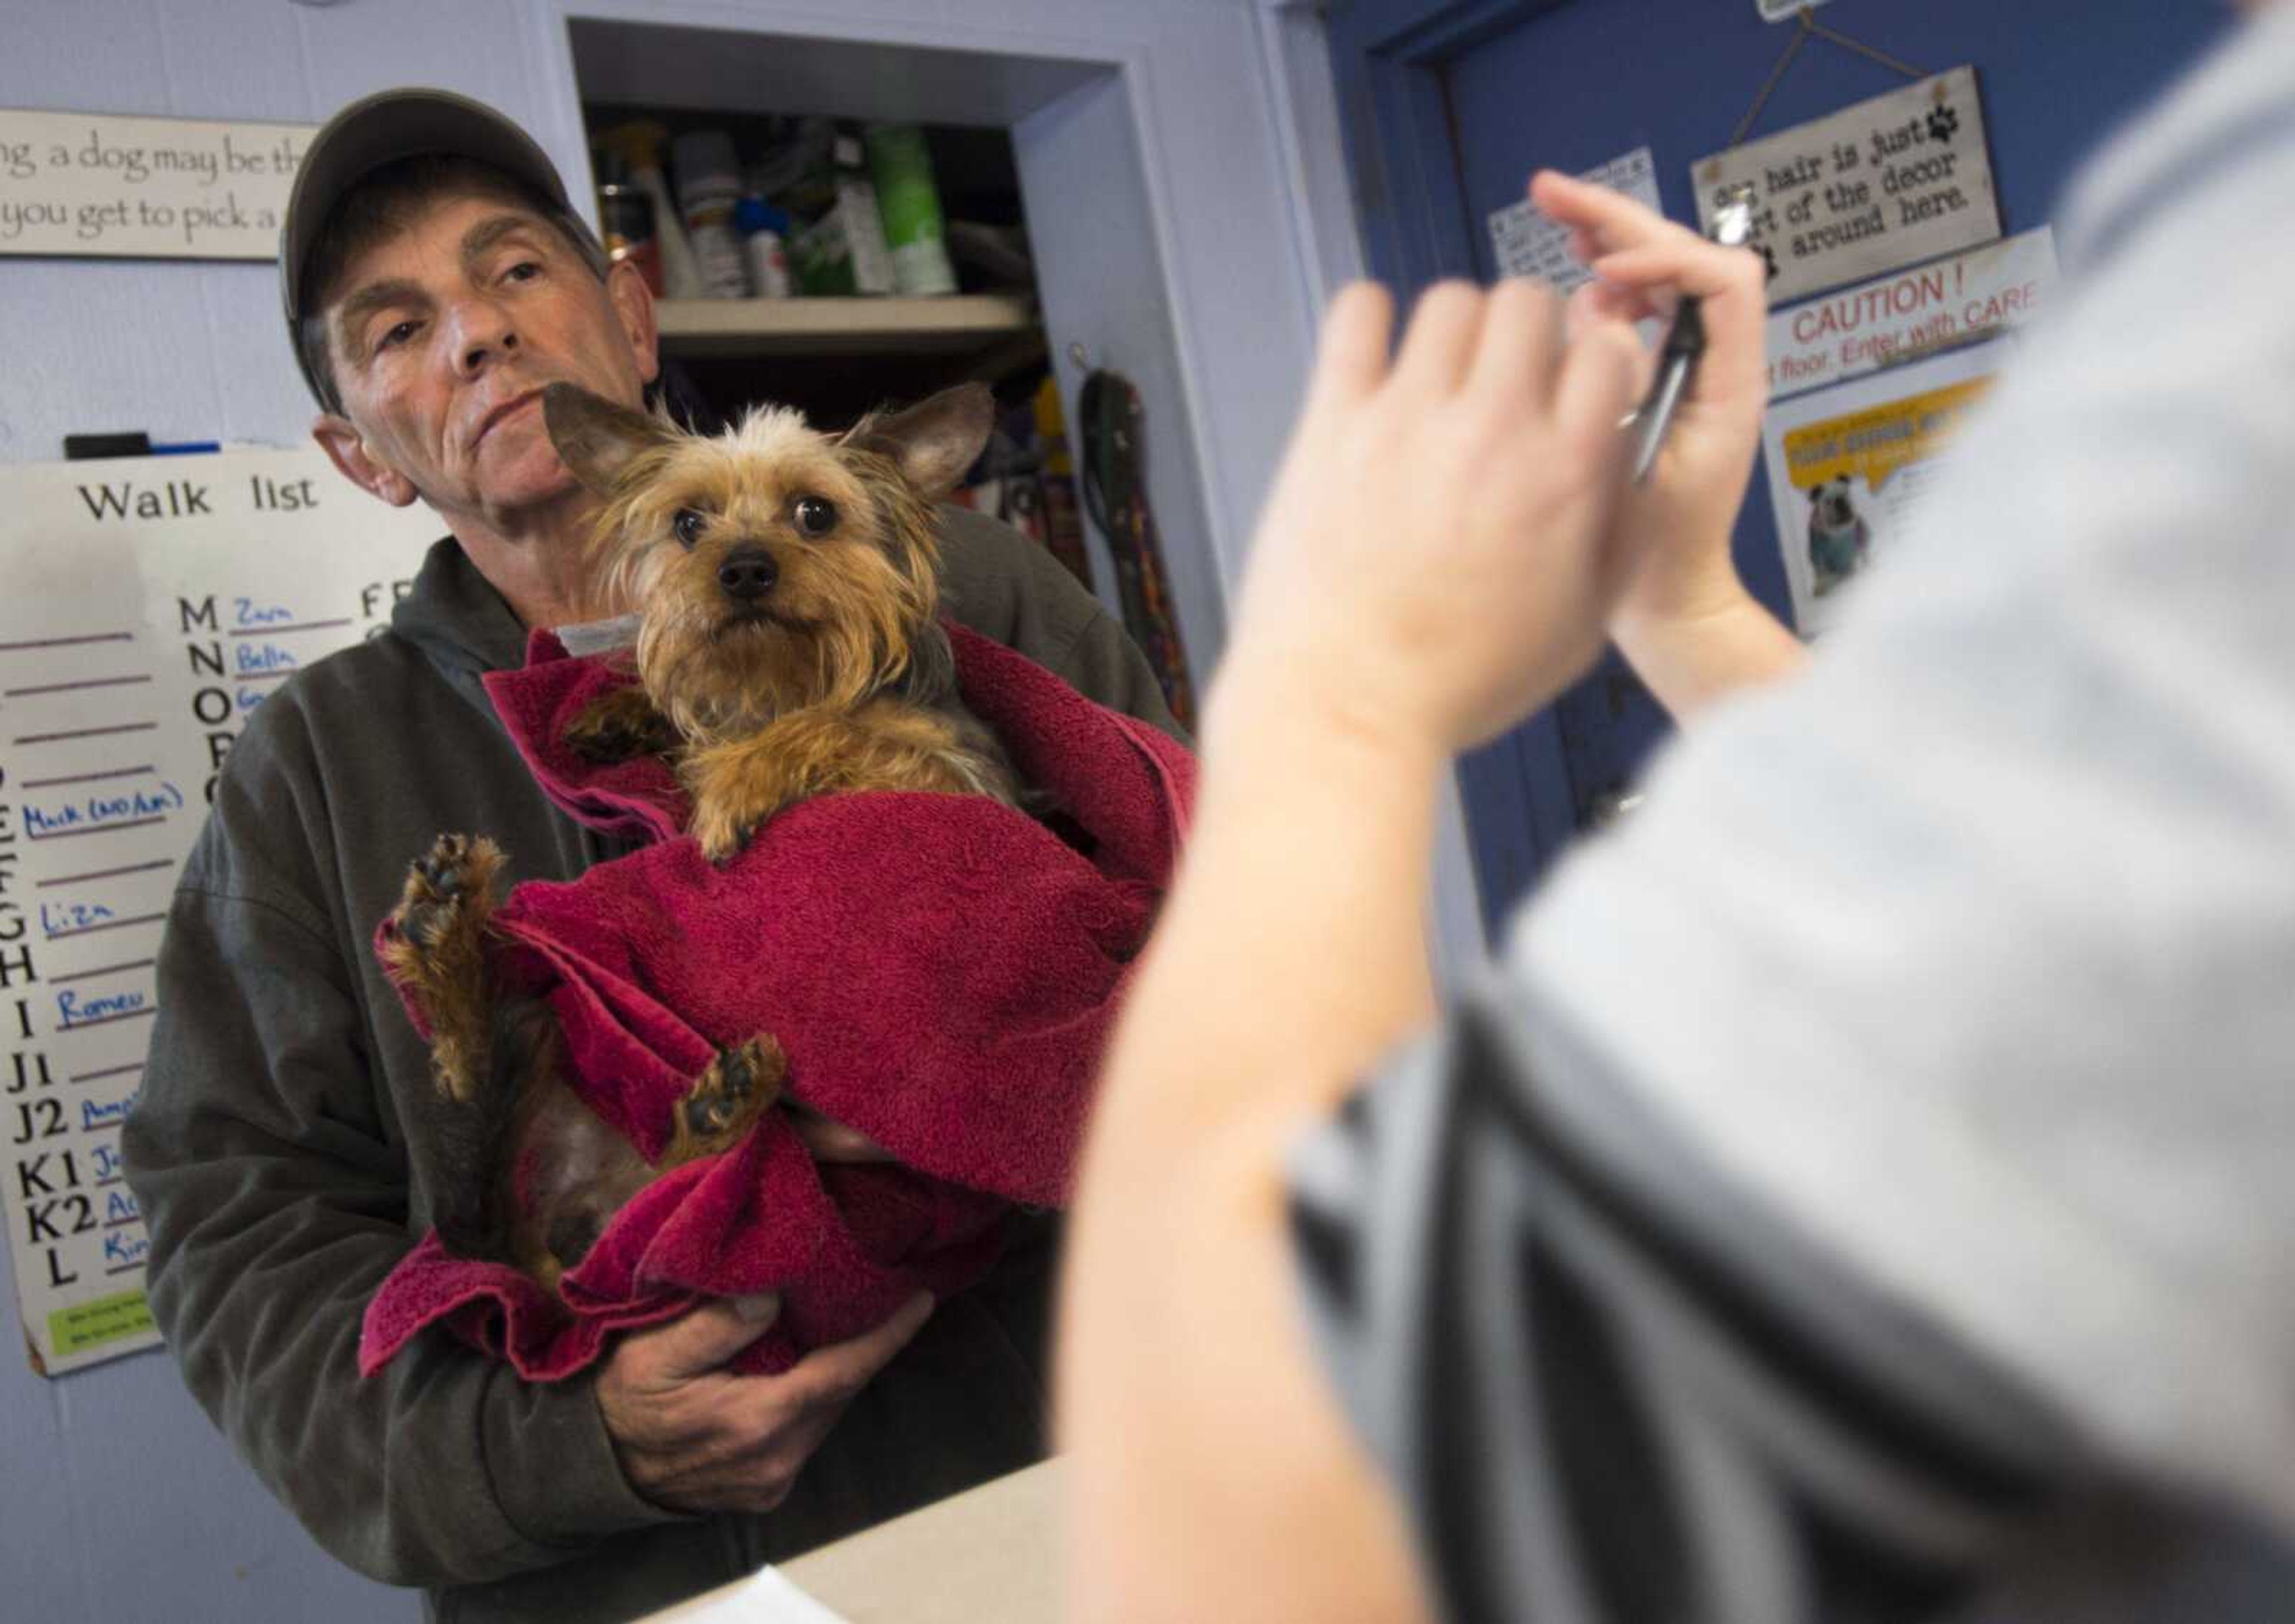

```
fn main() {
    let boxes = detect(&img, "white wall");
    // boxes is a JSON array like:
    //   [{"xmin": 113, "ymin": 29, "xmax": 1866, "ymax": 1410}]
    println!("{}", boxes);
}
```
[{"xmin": 0, "ymin": 1, "xmax": 1348, "ymax": 1619}]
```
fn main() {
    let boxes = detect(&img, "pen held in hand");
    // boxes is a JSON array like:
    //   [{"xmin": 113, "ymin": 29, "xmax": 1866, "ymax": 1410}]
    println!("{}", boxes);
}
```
[{"xmin": 1621, "ymin": 183, "xmax": 1758, "ymax": 485}]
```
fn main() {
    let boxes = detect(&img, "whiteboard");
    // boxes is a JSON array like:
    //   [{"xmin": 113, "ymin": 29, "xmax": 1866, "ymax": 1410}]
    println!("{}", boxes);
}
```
[{"xmin": 0, "ymin": 445, "xmax": 442, "ymax": 1375}]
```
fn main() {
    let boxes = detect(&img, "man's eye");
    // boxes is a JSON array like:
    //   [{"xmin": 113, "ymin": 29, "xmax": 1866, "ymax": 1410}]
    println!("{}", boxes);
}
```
[
  {"xmin": 794, "ymin": 497, "xmax": 838, "ymax": 537},
  {"xmin": 504, "ymin": 260, "xmax": 541, "ymax": 283},
  {"xmin": 672, "ymin": 509, "xmax": 706, "ymax": 549},
  {"xmin": 375, "ymin": 320, "xmax": 420, "ymax": 354}
]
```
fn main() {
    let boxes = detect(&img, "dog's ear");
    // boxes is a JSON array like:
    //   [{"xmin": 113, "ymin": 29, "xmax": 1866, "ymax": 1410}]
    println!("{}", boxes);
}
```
[
  {"xmin": 843, "ymin": 383, "xmax": 995, "ymax": 499},
  {"xmin": 543, "ymin": 383, "xmax": 672, "ymax": 496}
]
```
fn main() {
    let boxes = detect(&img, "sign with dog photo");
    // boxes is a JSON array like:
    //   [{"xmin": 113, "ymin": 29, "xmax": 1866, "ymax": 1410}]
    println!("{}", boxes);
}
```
[
  {"xmin": 1693, "ymin": 67, "xmax": 2000, "ymax": 305},
  {"xmin": 0, "ymin": 446, "xmax": 438, "ymax": 1374},
  {"xmin": 1760, "ymin": 341, "xmax": 2000, "ymax": 637}
]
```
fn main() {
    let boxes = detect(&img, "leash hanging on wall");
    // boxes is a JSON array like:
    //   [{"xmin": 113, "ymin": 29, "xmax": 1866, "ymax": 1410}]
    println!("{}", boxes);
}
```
[{"xmin": 1076, "ymin": 364, "xmax": 1197, "ymax": 731}]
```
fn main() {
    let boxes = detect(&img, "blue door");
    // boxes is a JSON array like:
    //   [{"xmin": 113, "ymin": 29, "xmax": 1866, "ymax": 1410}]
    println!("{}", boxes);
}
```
[{"xmin": 1325, "ymin": 0, "xmax": 2230, "ymax": 938}]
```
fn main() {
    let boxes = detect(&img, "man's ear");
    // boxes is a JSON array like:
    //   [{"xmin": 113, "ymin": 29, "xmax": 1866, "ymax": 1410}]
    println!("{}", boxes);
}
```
[
  {"xmin": 312, "ymin": 414, "xmax": 418, "ymax": 507},
  {"xmin": 605, "ymin": 258, "xmax": 661, "ymax": 388},
  {"xmin": 842, "ymin": 383, "xmax": 995, "ymax": 499},
  {"xmin": 543, "ymin": 383, "xmax": 672, "ymax": 496}
]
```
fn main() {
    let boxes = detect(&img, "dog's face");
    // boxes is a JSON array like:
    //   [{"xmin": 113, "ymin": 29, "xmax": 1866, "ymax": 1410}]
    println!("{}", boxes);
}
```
[
  {"xmin": 544, "ymin": 383, "xmax": 993, "ymax": 741},
  {"xmin": 1807, "ymin": 476, "xmax": 1861, "ymax": 534}
]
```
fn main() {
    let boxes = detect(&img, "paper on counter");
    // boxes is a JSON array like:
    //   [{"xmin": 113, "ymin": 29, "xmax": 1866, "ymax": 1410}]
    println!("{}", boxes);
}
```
[{"xmin": 641, "ymin": 1565, "xmax": 849, "ymax": 1623}]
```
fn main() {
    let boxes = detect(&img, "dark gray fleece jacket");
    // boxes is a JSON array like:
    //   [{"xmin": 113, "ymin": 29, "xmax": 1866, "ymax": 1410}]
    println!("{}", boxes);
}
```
[{"xmin": 123, "ymin": 508, "xmax": 1181, "ymax": 1623}]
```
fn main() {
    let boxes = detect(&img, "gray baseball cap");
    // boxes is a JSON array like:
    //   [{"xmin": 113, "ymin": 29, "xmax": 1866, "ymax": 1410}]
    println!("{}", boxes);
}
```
[{"xmin": 280, "ymin": 87, "xmax": 598, "ymax": 406}]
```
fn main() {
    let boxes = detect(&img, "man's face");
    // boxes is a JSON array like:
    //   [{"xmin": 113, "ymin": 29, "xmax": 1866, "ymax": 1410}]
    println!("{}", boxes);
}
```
[{"xmin": 317, "ymin": 190, "xmax": 658, "ymax": 528}]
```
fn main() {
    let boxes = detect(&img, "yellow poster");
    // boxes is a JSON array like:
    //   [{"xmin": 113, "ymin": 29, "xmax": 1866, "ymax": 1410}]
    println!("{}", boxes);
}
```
[{"xmin": 1761, "ymin": 342, "xmax": 2003, "ymax": 635}]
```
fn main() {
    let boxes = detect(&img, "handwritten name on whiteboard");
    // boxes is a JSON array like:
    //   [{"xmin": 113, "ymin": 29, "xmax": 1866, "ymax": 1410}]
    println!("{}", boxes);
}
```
[{"xmin": 0, "ymin": 109, "xmax": 316, "ymax": 261}]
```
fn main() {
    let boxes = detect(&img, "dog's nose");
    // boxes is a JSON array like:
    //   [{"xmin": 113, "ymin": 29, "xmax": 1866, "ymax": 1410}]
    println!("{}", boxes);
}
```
[{"xmin": 717, "ymin": 548, "xmax": 779, "ymax": 601}]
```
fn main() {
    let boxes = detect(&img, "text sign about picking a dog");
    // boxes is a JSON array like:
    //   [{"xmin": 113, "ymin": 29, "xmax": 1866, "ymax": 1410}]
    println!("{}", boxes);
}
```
[
  {"xmin": 1692, "ymin": 67, "xmax": 1999, "ymax": 305},
  {"xmin": 0, "ymin": 446, "xmax": 439, "ymax": 1377},
  {"xmin": 0, "ymin": 109, "xmax": 316, "ymax": 260}
]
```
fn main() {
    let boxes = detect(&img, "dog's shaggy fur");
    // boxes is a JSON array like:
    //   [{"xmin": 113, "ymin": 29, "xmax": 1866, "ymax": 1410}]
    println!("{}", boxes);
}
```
[{"xmin": 380, "ymin": 383, "xmax": 1017, "ymax": 1290}]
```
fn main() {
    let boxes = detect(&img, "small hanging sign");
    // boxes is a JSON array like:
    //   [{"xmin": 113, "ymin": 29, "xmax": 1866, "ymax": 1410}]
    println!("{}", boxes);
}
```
[
  {"xmin": 0, "ymin": 109, "xmax": 315, "ymax": 261},
  {"xmin": 1692, "ymin": 67, "xmax": 1999, "ymax": 305}
]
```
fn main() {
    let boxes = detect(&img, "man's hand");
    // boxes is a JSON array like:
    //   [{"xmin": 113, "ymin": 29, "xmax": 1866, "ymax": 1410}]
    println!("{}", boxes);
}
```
[
  {"xmin": 598, "ymin": 1291, "xmax": 934, "ymax": 1515},
  {"xmin": 1219, "ymin": 270, "xmax": 1645, "ymax": 759}
]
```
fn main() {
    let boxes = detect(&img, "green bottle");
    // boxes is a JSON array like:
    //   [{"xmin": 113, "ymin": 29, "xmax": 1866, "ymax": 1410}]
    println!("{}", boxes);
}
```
[
  {"xmin": 792, "ymin": 132, "xmax": 895, "ymax": 296},
  {"xmin": 864, "ymin": 124, "xmax": 957, "ymax": 296}
]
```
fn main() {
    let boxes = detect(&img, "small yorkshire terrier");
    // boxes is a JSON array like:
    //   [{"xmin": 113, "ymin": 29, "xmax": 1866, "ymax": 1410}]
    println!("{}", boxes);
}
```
[{"xmin": 382, "ymin": 382, "xmax": 1021, "ymax": 1289}]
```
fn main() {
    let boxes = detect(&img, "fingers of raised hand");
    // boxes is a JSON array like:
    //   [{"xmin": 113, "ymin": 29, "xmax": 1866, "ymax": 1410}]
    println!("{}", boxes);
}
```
[
  {"xmin": 1594, "ymin": 243, "xmax": 1768, "ymax": 406},
  {"xmin": 1534, "ymin": 169, "xmax": 1699, "ymax": 260},
  {"xmin": 1465, "ymin": 275, "xmax": 1565, "ymax": 406},
  {"xmin": 1591, "ymin": 239, "xmax": 1765, "ymax": 309},
  {"xmin": 1393, "ymin": 279, "xmax": 1494, "ymax": 397},
  {"xmin": 1565, "ymin": 283, "xmax": 1661, "ymax": 412},
  {"xmin": 1538, "ymin": 168, "xmax": 1768, "ymax": 354},
  {"xmin": 1553, "ymin": 314, "xmax": 1647, "ymax": 476},
  {"xmin": 1305, "ymin": 281, "xmax": 1396, "ymax": 418}
]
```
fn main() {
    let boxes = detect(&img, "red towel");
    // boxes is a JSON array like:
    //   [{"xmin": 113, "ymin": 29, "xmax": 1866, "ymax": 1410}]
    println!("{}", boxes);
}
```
[{"xmin": 359, "ymin": 622, "xmax": 1194, "ymax": 1380}]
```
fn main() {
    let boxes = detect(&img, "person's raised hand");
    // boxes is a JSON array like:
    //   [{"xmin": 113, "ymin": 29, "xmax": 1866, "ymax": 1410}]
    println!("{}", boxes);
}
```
[
  {"xmin": 1220, "ymin": 271, "xmax": 1645, "ymax": 759},
  {"xmin": 1535, "ymin": 169, "xmax": 1772, "ymax": 635},
  {"xmin": 597, "ymin": 1290, "xmax": 934, "ymax": 1514}
]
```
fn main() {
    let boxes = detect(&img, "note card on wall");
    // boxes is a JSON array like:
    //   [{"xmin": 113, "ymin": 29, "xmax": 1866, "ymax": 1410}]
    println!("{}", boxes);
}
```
[
  {"xmin": 0, "ymin": 109, "xmax": 316, "ymax": 260},
  {"xmin": 0, "ymin": 446, "xmax": 440, "ymax": 1375}
]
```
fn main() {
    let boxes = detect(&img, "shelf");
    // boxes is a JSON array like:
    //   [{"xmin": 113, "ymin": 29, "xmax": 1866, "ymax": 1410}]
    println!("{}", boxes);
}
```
[{"xmin": 654, "ymin": 294, "xmax": 1039, "ymax": 359}]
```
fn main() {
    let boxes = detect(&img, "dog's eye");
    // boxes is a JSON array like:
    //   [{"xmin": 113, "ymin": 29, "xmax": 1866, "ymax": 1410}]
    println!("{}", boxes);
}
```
[
  {"xmin": 794, "ymin": 497, "xmax": 838, "ymax": 537},
  {"xmin": 672, "ymin": 509, "xmax": 706, "ymax": 549}
]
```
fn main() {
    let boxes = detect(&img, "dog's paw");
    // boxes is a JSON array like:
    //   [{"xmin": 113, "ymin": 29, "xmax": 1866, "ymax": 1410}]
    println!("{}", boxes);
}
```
[
  {"xmin": 391, "ymin": 833, "xmax": 504, "ymax": 953},
  {"xmin": 680, "ymin": 741, "xmax": 797, "ymax": 865},
  {"xmin": 380, "ymin": 834, "xmax": 508, "ymax": 1105},
  {"xmin": 688, "ymin": 806, "xmax": 754, "ymax": 866},
  {"xmin": 565, "ymin": 688, "xmax": 680, "ymax": 764},
  {"xmin": 669, "ymin": 1035, "xmax": 787, "ymax": 1163}
]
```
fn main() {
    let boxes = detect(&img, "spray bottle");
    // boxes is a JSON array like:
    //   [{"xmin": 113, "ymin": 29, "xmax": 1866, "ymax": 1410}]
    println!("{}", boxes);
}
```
[
  {"xmin": 671, "ymin": 130, "xmax": 752, "ymax": 300},
  {"xmin": 593, "ymin": 120, "xmax": 705, "ymax": 299},
  {"xmin": 864, "ymin": 124, "xmax": 957, "ymax": 296}
]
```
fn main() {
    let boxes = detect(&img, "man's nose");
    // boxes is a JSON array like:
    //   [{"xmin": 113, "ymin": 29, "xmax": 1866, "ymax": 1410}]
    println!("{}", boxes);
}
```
[{"xmin": 448, "ymin": 299, "xmax": 521, "ymax": 377}]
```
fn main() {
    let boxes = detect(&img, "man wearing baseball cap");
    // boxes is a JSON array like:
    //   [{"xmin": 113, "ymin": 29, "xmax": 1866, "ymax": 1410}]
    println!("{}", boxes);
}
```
[{"xmin": 123, "ymin": 88, "xmax": 1180, "ymax": 1622}]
